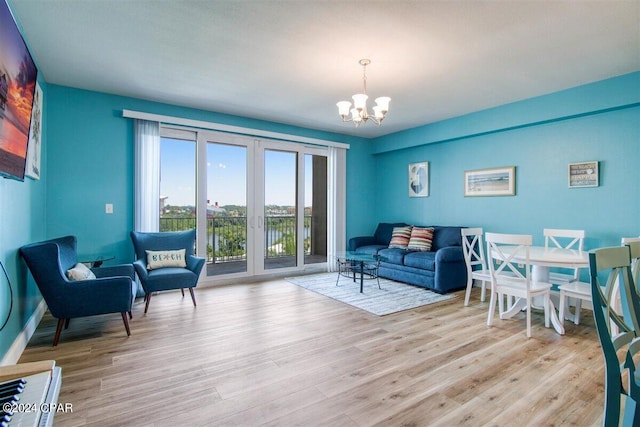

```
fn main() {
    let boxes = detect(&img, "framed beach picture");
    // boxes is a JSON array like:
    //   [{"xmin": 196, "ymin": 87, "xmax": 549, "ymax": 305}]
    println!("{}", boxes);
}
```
[
  {"xmin": 568, "ymin": 161, "xmax": 598, "ymax": 188},
  {"xmin": 25, "ymin": 82, "xmax": 43, "ymax": 180},
  {"xmin": 409, "ymin": 162, "xmax": 429, "ymax": 197},
  {"xmin": 464, "ymin": 166, "xmax": 515, "ymax": 197}
]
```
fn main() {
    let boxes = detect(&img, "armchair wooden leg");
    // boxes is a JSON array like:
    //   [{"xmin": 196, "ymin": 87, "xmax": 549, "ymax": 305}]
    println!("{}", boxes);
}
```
[
  {"xmin": 128, "ymin": 311, "xmax": 133, "ymax": 319},
  {"xmin": 181, "ymin": 288, "xmax": 185, "ymax": 297},
  {"xmin": 144, "ymin": 293, "xmax": 151, "ymax": 314},
  {"xmin": 53, "ymin": 319, "xmax": 65, "ymax": 347},
  {"xmin": 189, "ymin": 288, "xmax": 197, "ymax": 307},
  {"xmin": 64, "ymin": 318, "xmax": 70, "ymax": 329},
  {"xmin": 121, "ymin": 312, "xmax": 131, "ymax": 336}
]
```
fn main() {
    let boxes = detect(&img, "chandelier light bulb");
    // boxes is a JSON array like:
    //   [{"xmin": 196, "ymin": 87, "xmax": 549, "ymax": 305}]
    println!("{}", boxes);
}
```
[
  {"xmin": 336, "ymin": 59, "xmax": 390, "ymax": 127},
  {"xmin": 336, "ymin": 101, "xmax": 352, "ymax": 118},
  {"xmin": 374, "ymin": 96, "xmax": 391, "ymax": 113},
  {"xmin": 352, "ymin": 94, "xmax": 368, "ymax": 111}
]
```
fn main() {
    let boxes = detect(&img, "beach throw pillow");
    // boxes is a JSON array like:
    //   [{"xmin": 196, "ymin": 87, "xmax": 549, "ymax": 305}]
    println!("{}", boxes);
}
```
[
  {"xmin": 388, "ymin": 226, "xmax": 413, "ymax": 249},
  {"xmin": 146, "ymin": 249, "xmax": 187, "ymax": 270},
  {"xmin": 408, "ymin": 226, "xmax": 435, "ymax": 251},
  {"xmin": 66, "ymin": 262, "xmax": 96, "ymax": 281}
]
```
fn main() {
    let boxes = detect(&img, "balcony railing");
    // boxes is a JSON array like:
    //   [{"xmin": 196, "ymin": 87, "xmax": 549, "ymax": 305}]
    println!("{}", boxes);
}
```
[{"xmin": 159, "ymin": 215, "xmax": 311, "ymax": 263}]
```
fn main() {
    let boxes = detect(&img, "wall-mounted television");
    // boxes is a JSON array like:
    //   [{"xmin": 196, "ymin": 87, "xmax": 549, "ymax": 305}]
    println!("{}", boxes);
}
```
[{"xmin": 0, "ymin": 0, "xmax": 38, "ymax": 181}]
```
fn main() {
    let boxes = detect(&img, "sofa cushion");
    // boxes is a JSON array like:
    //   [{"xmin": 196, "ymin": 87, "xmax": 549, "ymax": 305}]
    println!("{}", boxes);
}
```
[
  {"xmin": 378, "ymin": 248, "xmax": 408, "ymax": 265},
  {"xmin": 404, "ymin": 251, "xmax": 436, "ymax": 270},
  {"xmin": 432, "ymin": 226, "xmax": 464, "ymax": 251},
  {"xmin": 374, "ymin": 222, "xmax": 408, "ymax": 246},
  {"xmin": 407, "ymin": 226, "xmax": 434, "ymax": 252},
  {"xmin": 354, "ymin": 244, "xmax": 387, "ymax": 256},
  {"xmin": 389, "ymin": 226, "xmax": 413, "ymax": 249}
]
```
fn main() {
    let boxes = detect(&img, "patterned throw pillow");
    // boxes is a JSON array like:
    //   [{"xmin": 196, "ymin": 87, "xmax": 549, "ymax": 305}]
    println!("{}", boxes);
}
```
[
  {"xmin": 66, "ymin": 262, "xmax": 97, "ymax": 281},
  {"xmin": 146, "ymin": 249, "xmax": 187, "ymax": 270},
  {"xmin": 388, "ymin": 226, "xmax": 413, "ymax": 249},
  {"xmin": 407, "ymin": 226, "xmax": 435, "ymax": 251}
]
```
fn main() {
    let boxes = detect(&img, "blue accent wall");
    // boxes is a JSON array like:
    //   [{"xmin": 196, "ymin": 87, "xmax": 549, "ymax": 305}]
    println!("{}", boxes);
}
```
[
  {"xmin": 0, "ymin": 79, "xmax": 48, "ymax": 359},
  {"xmin": 365, "ymin": 72, "xmax": 640, "ymax": 251}
]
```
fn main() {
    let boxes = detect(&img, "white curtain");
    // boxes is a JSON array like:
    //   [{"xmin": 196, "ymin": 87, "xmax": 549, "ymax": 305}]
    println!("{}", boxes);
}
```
[
  {"xmin": 134, "ymin": 119, "xmax": 160, "ymax": 232},
  {"xmin": 327, "ymin": 146, "xmax": 347, "ymax": 272}
]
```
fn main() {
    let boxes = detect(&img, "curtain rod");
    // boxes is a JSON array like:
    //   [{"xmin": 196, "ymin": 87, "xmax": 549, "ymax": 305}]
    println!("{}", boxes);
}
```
[{"xmin": 122, "ymin": 109, "xmax": 350, "ymax": 149}]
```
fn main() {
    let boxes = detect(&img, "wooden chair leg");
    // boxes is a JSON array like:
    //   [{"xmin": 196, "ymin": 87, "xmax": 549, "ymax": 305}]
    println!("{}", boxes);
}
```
[
  {"xmin": 121, "ymin": 312, "xmax": 131, "ymax": 336},
  {"xmin": 189, "ymin": 288, "xmax": 197, "ymax": 307},
  {"xmin": 181, "ymin": 288, "xmax": 185, "ymax": 297},
  {"xmin": 53, "ymin": 319, "xmax": 65, "ymax": 347},
  {"xmin": 64, "ymin": 318, "xmax": 71, "ymax": 329},
  {"xmin": 128, "ymin": 311, "xmax": 133, "ymax": 319},
  {"xmin": 144, "ymin": 293, "xmax": 151, "ymax": 313}
]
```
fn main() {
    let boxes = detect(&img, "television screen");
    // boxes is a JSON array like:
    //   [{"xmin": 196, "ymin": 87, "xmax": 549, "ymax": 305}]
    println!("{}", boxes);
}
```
[{"xmin": 0, "ymin": 0, "xmax": 37, "ymax": 181}]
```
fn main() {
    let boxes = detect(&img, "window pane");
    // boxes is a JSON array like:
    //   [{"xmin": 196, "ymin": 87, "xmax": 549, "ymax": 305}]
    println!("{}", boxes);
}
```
[
  {"xmin": 264, "ymin": 150, "xmax": 297, "ymax": 270},
  {"xmin": 206, "ymin": 142, "xmax": 248, "ymax": 276},
  {"xmin": 159, "ymin": 137, "xmax": 196, "ymax": 232}
]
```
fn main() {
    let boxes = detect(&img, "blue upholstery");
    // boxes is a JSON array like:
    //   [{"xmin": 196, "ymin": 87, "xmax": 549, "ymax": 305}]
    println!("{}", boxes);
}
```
[
  {"xmin": 20, "ymin": 236, "xmax": 135, "ymax": 346},
  {"xmin": 349, "ymin": 223, "xmax": 467, "ymax": 294},
  {"xmin": 130, "ymin": 229, "xmax": 205, "ymax": 313}
]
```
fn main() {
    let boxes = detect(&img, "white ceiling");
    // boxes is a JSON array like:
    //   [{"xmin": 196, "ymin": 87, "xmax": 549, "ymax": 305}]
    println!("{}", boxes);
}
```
[{"xmin": 8, "ymin": 0, "xmax": 640, "ymax": 138}]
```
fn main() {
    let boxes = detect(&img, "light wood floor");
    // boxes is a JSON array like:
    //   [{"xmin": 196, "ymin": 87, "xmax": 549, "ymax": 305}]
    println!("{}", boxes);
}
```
[{"xmin": 18, "ymin": 279, "xmax": 604, "ymax": 426}]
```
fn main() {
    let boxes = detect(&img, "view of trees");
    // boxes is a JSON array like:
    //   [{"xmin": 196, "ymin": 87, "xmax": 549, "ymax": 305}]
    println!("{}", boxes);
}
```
[{"xmin": 160, "ymin": 204, "xmax": 312, "ymax": 262}]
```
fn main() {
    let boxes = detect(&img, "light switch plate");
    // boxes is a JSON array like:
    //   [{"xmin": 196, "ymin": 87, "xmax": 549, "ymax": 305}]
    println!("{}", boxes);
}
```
[{"xmin": 105, "ymin": 203, "xmax": 113, "ymax": 214}]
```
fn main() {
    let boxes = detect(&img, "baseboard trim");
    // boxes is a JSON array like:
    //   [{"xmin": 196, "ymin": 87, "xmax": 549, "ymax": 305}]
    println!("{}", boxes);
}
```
[{"xmin": 0, "ymin": 300, "xmax": 47, "ymax": 366}]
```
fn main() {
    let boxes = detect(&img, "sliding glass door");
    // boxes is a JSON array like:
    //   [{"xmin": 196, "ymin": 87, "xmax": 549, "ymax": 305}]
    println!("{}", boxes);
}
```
[
  {"xmin": 205, "ymin": 141, "xmax": 249, "ymax": 276},
  {"xmin": 197, "ymin": 132, "xmax": 327, "ymax": 279}
]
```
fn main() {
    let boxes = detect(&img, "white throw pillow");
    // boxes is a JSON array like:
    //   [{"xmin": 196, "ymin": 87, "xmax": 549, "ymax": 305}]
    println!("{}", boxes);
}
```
[
  {"xmin": 66, "ymin": 262, "xmax": 97, "ymax": 281},
  {"xmin": 146, "ymin": 249, "xmax": 187, "ymax": 270}
]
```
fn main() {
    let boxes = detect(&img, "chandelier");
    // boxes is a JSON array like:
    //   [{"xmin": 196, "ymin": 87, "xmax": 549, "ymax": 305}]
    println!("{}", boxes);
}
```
[{"xmin": 336, "ymin": 59, "xmax": 391, "ymax": 127}]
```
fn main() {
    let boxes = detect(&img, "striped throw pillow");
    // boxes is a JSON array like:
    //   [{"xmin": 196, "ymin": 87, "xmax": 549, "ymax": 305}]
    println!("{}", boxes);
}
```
[
  {"xmin": 407, "ymin": 227, "xmax": 434, "ymax": 251},
  {"xmin": 388, "ymin": 226, "xmax": 413, "ymax": 249}
]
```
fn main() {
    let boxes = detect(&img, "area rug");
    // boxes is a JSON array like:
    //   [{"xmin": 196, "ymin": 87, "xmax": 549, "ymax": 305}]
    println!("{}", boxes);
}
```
[{"xmin": 286, "ymin": 272, "xmax": 456, "ymax": 316}]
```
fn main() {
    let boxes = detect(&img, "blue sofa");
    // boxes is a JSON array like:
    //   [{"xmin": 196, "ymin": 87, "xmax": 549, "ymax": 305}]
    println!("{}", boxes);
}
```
[{"xmin": 348, "ymin": 223, "xmax": 467, "ymax": 294}]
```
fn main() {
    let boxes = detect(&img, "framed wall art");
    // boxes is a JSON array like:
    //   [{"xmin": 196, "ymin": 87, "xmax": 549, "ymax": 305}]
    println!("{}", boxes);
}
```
[
  {"xmin": 409, "ymin": 162, "xmax": 429, "ymax": 197},
  {"xmin": 464, "ymin": 166, "xmax": 515, "ymax": 197},
  {"xmin": 568, "ymin": 161, "xmax": 598, "ymax": 188},
  {"xmin": 25, "ymin": 82, "xmax": 43, "ymax": 180}
]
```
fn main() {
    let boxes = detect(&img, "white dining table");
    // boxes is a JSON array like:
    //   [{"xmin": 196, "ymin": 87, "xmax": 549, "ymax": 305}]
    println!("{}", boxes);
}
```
[{"xmin": 491, "ymin": 246, "xmax": 589, "ymax": 335}]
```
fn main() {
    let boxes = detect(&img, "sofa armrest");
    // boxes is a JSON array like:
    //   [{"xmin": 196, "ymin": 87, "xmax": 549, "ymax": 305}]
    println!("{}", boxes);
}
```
[
  {"xmin": 187, "ymin": 255, "xmax": 206, "ymax": 276},
  {"xmin": 348, "ymin": 236, "xmax": 377, "ymax": 251},
  {"xmin": 435, "ymin": 246, "xmax": 464, "ymax": 263},
  {"xmin": 132, "ymin": 259, "xmax": 149, "ymax": 281}
]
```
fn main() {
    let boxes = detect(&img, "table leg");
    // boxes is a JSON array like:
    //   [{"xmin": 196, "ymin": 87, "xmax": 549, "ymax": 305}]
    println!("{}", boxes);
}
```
[
  {"xmin": 548, "ymin": 299, "xmax": 565, "ymax": 335},
  {"xmin": 532, "ymin": 266, "xmax": 565, "ymax": 334},
  {"xmin": 501, "ymin": 297, "xmax": 565, "ymax": 335},
  {"xmin": 532, "ymin": 265, "xmax": 549, "ymax": 282}
]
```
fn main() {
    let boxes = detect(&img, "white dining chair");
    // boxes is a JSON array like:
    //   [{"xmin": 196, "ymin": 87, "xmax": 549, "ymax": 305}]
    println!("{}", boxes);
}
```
[
  {"xmin": 543, "ymin": 228, "xmax": 586, "ymax": 284},
  {"xmin": 545, "ymin": 229, "xmax": 590, "ymax": 326},
  {"xmin": 486, "ymin": 232, "xmax": 552, "ymax": 338},
  {"xmin": 461, "ymin": 228, "xmax": 492, "ymax": 306},
  {"xmin": 622, "ymin": 237, "xmax": 640, "ymax": 290}
]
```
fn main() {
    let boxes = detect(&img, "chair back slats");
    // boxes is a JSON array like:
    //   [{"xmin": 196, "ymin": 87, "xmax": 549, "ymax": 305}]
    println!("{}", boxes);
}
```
[
  {"xmin": 486, "ymin": 232, "xmax": 531, "ymax": 284},
  {"xmin": 589, "ymin": 246, "xmax": 640, "ymax": 426},
  {"xmin": 461, "ymin": 228, "xmax": 492, "ymax": 306},
  {"xmin": 622, "ymin": 237, "xmax": 640, "ymax": 292},
  {"xmin": 461, "ymin": 228, "xmax": 486, "ymax": 268},
  {"xmin": 544, "ymin": 228, "xmax": 585, "ymax": 251}
]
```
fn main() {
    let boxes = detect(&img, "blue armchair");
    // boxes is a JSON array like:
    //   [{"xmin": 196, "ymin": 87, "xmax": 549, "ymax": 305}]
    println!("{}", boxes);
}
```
[
  {"xmin": 19, "ymin": 236, "xmax": 136, "ymax": 346},
  {"xmin": 130, "ymin": 229, "xmax": 205, "ymax": 313}
]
